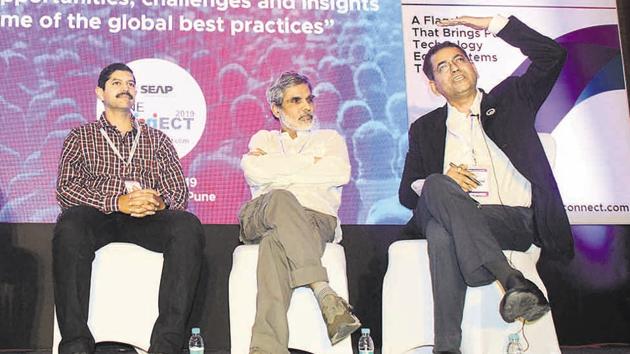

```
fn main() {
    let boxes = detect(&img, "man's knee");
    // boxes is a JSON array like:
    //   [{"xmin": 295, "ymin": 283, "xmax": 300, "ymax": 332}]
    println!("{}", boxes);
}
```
[
  {"xmin": 416, "ymin": 174, "xmax": 462, "ymax": 210},
  {"xmin": 167, "ymin": 210, "xmax": 204, "ymax": 249},
  {"xmin": 264, "ymin": 190, "xmax": 301, "ymax": 217},
  {"xmin": 423, "ymin": 174, "xmax": 458, "ymax": 196},
  {"xmin": 267, "ymin": 190, "xmax": 300, "ymax": 206}
]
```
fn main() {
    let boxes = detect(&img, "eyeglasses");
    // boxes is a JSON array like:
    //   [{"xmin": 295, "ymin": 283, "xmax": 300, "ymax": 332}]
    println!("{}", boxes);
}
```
[{"xmin": 434, "ymin": 55, "xmax": 471, "ymax": 75}]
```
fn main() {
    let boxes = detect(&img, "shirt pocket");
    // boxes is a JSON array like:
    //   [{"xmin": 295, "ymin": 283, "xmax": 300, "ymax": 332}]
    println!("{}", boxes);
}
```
[{"xmin": 132, "ymin": 157, "xmax": 159, "ymax": 178}]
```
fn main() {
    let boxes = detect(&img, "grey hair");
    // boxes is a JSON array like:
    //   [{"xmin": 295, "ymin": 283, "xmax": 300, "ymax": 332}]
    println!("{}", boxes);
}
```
[{"xmin": 266, "ymin": 71, "xmax": 313, "ymax": 107}]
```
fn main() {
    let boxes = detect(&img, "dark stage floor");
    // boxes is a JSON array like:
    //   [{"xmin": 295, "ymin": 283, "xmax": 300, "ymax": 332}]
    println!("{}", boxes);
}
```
[{"xmin": 2, "ymin": 343, "xmax": 630, "ymax": 354}]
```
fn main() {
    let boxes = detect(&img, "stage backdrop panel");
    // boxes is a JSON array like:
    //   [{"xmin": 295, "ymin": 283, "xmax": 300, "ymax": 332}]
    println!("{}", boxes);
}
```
[
  {"xmin": 0, "ymin": 0, "xmax": 411, "ymax": 225},
  {"xmin": 400, "ymin": 0, "xmax": 630, "ymax": 224}
]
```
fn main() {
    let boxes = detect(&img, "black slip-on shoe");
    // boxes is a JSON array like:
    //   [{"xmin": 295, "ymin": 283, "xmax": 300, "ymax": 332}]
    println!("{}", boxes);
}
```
[{"xmin": 500, "ymin": 276, "xmax": 550, "ymax": 323}]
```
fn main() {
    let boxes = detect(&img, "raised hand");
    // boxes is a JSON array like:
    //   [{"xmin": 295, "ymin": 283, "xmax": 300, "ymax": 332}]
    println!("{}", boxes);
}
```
[{"xmin": 437, "ymin": 16, "xmax": 493, "ymax": 31}]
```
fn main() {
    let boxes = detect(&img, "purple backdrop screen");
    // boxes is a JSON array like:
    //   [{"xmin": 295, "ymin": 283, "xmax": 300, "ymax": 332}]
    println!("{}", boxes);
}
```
[{"xmin": 0, "ymin": 1, "xmax": 411, "ymax": 224}]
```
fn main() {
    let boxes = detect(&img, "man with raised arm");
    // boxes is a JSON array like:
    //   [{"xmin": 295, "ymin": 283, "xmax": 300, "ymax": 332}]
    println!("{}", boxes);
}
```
[
  {"xmin": 54, "ymin": 62, "xmax": 203, "ymax": 354},
  {"xmin": 399, "ymin": 16, "xmax": 574, "ymax": 353},
  {"xmin": 239, "ymin": 71, "xmax": 361, "ymax": 354}
]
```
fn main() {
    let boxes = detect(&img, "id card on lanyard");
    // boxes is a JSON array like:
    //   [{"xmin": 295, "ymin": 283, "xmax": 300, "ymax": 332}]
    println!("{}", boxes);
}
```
[{"xmin": 100, "ymin": 121, "xmax": 142, "ymax": 193}]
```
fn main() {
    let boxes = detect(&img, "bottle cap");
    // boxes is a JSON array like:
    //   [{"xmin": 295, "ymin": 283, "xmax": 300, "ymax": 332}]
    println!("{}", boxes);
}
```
[
  {"xmin": 361, "ymin": 328, "xmax": 370, "ymax": 334},
  {"xmin": 192, "ymin": 327, "xmax": 200, "ymax": 334}
]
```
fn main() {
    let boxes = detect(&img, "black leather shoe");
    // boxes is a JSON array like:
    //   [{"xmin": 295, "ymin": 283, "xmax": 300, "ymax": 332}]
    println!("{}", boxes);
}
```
[{"xmin": 500, "ymin": 274, "xmax": 550, "ymax": 323}]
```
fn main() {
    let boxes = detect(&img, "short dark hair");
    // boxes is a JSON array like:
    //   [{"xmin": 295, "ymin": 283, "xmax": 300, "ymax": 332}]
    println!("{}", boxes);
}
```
[
  {"xmin": 97, "ymin": 63, "xmax": 134, "ymax": 89},
  {"xmin": 422, "ymin": 41, "xmax": 467, "ymax": 80}
]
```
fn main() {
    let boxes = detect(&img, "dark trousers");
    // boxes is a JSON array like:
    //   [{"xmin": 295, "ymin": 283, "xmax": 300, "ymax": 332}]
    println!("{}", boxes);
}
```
[
  {"xmin": 415, "ymin": 174, "xmax": 535, "ymax": 351},
  {"xmin": 53, "ymin": 206, "xmax": 204, "ymax": 354}
]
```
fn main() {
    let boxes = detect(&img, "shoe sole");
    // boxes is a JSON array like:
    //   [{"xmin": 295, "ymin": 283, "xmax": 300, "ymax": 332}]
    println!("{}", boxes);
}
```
[
  {"xmin": 501, "ymin": 290, "xmax": 550, "ymax": 323},
  {"xmin": 330, "ymin": 318, "xmax": 361, "ymax": 345}
]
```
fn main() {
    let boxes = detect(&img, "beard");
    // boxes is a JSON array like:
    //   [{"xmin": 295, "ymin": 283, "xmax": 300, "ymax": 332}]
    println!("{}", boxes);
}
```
[{"xmin": 279, "ymin": 112, "xmax": 318, "ymax": 132}]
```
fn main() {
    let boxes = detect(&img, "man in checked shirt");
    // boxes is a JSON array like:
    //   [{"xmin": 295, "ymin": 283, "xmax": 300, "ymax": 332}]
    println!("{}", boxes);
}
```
[{"xmin": 53, "ymin": 63, "xmax": 203, "ymax": 354}]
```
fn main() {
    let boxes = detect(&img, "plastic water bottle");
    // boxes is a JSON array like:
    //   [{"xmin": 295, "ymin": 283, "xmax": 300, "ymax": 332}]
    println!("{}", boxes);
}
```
[
  {"xmin": 358, "ymin": 328, "xmax": 374, "ymax": 354},
  {"xmin": 506, "ymin": 333, "xmax": 523, "ymax": 354},
  {"xmin": 189, "ymin": 327, "xmax": 204, "ymax": 354}
]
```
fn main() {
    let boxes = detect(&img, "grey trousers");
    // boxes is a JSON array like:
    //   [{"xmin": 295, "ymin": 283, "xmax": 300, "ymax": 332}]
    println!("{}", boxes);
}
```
[
  {"xmin": 238, "ymin": 189, "xmax": 337, "ymax": 354},
  {"xmin": 414, "ymin": 174, "xmax": 535, "ymax": 351}
]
